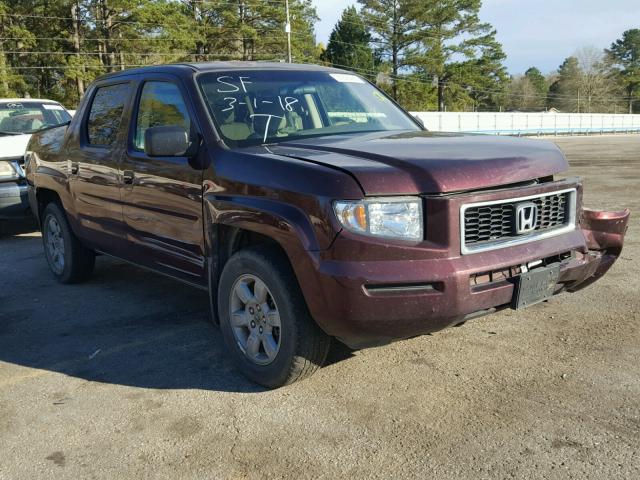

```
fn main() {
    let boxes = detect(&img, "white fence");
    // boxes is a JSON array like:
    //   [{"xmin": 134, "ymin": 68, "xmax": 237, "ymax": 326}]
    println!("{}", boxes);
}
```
[{"xmin": 411, "ymin": 112, "xmax": 640, "ymax": 136}]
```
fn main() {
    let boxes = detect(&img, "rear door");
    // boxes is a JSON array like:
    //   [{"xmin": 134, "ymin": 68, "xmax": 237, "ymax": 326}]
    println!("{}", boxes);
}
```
[
  {"xmin": 119, "ymin": 76, "xmax": 206, "ymax": 284},
  {"xmin": 67, "ymin": 81, "xmax": 134, "ymax": 252}
]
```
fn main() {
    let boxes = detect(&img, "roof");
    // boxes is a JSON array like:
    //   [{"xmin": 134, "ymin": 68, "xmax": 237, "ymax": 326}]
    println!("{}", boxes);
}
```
[
  {"xmin": 96, "ymin": 61, "xmax": 348, "ymax": 81},
  {"xmin": 185, "ymin": 61, "xmax": 340, "ymax": 72}
]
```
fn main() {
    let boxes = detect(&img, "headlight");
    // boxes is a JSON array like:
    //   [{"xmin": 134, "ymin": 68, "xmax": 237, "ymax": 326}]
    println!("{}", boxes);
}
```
[
  {"xmin": 333, "ymin": 197, "xmax": 423, "ymax": 241},
  {"xmin": 0, "ymin": 160, "xmax": 20, "ymax": 181}
]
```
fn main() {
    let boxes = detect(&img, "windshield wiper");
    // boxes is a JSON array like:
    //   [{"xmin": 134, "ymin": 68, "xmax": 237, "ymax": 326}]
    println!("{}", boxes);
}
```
[
  {"xmin": 26, "ymin": 120, "xmax": 71, "ymax": 134},
  {"xmin": 0, "ymin": 130, "xmax": 23, "ymax": 136}
]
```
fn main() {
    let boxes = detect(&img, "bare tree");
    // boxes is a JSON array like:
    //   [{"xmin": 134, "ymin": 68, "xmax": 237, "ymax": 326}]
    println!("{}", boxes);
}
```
[
  {"xmin": 574, "ymin": 46, "xmax": 621, "ymax": 113},
  {"xmin": 508, "ymin": 75, "xmax": 544, "ymax": 111}
]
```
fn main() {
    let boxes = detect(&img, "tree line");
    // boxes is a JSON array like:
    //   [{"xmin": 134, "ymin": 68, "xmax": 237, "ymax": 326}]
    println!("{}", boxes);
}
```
[
  {"xmin": 0, "ymin": 0, "xmax": 318, "ymax": 106},
  {"xmin": 323, "ymin": 2, "xmax": 639, "ymax": 114},
  {"xmin": 0, "ymin": 0, "xmax": 638, "ymax": 113}
]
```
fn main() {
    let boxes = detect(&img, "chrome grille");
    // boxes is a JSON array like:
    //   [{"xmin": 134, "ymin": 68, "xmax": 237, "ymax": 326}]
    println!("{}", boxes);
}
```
[
  {"xmin": 461, "ymin": 189, "xmax": 576, "ymax": 254},
  {"xmin": 534, "ymin": 194, "xmax": 567, "ymax": 229}
]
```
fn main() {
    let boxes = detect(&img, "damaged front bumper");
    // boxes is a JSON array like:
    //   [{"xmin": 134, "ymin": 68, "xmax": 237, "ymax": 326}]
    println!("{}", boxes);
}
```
[
  {"xmin": 561, "ymin": 208, "xmax": 630, "ymax": 292},
  {"xmin": 299, "ymin": 202, "xmax": 630, "ymax": 349}
]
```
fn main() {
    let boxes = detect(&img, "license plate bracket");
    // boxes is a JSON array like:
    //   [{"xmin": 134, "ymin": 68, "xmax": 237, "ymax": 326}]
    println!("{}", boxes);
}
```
[{"xmin": 511, "ymin": 264, "xmax": 560, "ymax": 310}]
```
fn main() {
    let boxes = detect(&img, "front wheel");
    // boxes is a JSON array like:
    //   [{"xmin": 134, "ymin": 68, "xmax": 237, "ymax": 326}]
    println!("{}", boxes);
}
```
[
  {"xmin": 217, "ymin": 246, "xmax": 331, "ymax": 388},
  {"xmin": 42, "ymin": 203, "xmax": 95, "ymax": 283}
]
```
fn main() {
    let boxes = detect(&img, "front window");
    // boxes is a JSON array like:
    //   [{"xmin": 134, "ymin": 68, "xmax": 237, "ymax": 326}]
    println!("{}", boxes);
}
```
[
  {"xmin": 198, "ymin": 70, "xmax": 420, "ymax": 147},
  {"xmin": 0, "ymin": 101, "xmax": 71, "ymax": 135},
  {"xmin": 134, "ymin": 82, "xmax": 191, "ymax": 151}
]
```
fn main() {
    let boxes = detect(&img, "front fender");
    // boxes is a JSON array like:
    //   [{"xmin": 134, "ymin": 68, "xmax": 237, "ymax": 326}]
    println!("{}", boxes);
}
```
[
  {"xmin": 203, "ymin": 193, "xmax": 336, "ymax": 329},
  {"xmin": 203, "ymin": 194, "xmax": 334, "ymax": 252}
]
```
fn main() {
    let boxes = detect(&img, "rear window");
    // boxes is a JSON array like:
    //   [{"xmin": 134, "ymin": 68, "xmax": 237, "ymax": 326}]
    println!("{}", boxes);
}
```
[{"xmin": 87, "ymin": 83, "xmax": 132, "ymax": 146}]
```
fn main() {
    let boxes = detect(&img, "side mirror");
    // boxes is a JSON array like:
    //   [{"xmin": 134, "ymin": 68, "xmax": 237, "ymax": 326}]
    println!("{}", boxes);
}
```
[{"xmin": 144, "ymin": 125, "xmax": 191, "ymax": 157}]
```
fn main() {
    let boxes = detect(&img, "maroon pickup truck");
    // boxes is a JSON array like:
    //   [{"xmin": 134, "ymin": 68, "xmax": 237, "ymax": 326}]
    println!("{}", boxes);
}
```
[{"xmin": 25, "ymin": 63, "xmax": 630, "ymax": 388}]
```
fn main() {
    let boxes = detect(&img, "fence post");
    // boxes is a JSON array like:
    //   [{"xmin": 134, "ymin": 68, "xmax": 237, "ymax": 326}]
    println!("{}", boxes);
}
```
[
  {"xmin": 579, "ymin": 114, "xmax": 582, "ymax": 134},
  {"xmin": 540, "ymin": 114, "xmax": 543, "ymax": 136}
]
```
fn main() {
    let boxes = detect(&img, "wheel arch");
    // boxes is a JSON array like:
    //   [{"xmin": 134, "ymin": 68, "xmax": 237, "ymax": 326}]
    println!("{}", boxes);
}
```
[{"xmin": 204, "ymin": 196, "xmax": 328, "ymax": 325}]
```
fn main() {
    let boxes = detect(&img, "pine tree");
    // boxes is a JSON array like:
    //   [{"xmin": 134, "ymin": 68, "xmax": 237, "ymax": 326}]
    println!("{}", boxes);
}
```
[
  {"xmin": 411, "ymin": 0, "xmax": 507, "ymax": 112},
  {"xmin": 549, "ymin": 56, "xmax": 582, "ymax": 112},
  {"xmin": 357, "ymin": 0, "xmax": 420, "ymax": 100},
  {"xmin": 325, "ymin": 6, "xmax": 374, "ymax": 77},
  {"xmin": 525, "ymin": 67, "xmax": 548, "ymax": 100},
  {"xmin": 607, "ymin": 29, "xmax": 640, "ymax": 114}
]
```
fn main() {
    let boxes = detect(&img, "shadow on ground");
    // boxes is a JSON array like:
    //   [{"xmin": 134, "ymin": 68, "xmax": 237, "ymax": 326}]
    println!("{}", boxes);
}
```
[
  {"xmin": 0, "ymin": 233, "xmax": 355, "ymax": 393},
  {"xmin": 0, "ymin": 218, "xmax": 38, "ymax": 238}
]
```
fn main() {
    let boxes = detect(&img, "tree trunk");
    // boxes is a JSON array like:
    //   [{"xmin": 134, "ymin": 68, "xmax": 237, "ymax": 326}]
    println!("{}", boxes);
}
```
[
  {"xmin": 71, "ymin": 2, "xmax": 85, "ymax": 98},
  {"xmin": 0, "ymin": 18, "xmax": 9, "ymax": 95},
  {"xmin": 191, "ymin": 1, "xmax": 205, "ymax": 62},
  {"xmin": 0, "ymin": 42, "xmax": 8, "ymax": 95},
  {"xmin": 105, "ymin": 15, "xmax": 116, "ymax": 70},
  {"xmin": 392, "ymin": 47, "xmax": 398, "ymax": 100},
  {"xmin": 438, "ymin": 78, "xmax": 445, "ymax": 112},
  {"xmin": 239, "ymin": 1, "xmax": 246, "ymax": 60},
  {"xmin": 118, "ymin": 31, "xmax": 125, "ymax": 70},
  {"xmin": 0, "ymin": 51, "xmax": 8, "ymax": 96},
  {"xmin": 95, "ymin": 2, "xmax": 106, "ymax": 67},
  {"xmin": 391, "ymin": 4, "xmax": 398, "ymax": 101}
]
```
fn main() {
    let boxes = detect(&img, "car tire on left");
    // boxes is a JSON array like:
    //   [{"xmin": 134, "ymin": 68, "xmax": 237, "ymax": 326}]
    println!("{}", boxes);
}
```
[{"xmin": 42, "ymin": 202, "xmax": 95, "ymax": 283}]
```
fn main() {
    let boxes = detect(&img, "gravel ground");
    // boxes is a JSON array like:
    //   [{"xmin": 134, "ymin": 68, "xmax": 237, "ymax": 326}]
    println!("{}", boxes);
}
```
[{"xmin": 0, "ymin": 135, "xmax": 638, "ymax": 480}]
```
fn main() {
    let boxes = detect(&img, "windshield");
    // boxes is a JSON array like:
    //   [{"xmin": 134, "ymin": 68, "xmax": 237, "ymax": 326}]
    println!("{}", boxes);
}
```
[
  {"xmin": 0, "ymin": 101, "xmax": 71, "ymax": 135},
  {"xmin": 198, "ymin": 70, "xmax": 421, "ymax": 147}
]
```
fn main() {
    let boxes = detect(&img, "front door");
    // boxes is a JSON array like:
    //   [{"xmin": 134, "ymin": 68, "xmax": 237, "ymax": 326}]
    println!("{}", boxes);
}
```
[
  {"xmin": 67, "ymin": 81, "xmax": 133, "ymax": 253},
  {"xmin": 119, "ymin": 78, "xmax": 206, "ymax": 285}
]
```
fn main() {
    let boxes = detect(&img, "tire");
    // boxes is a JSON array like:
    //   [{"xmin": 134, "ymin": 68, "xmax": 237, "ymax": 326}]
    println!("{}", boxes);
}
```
[
  {"xmin": 41, "ymin": 202, "xmax": 95, "ymax": 284},
  {"xmin": 217, "ymin": 245, "xmax": 331, "ymax": 388}
]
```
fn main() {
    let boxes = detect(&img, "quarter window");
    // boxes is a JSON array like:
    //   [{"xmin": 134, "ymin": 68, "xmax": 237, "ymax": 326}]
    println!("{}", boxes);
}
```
[
  {"xmin": 134, "ymin": 82, "xmax": 191, "ymax": 151},
  {"xmin": 87, "ymin": 83, "xmax": 131, "ymax": 146}
]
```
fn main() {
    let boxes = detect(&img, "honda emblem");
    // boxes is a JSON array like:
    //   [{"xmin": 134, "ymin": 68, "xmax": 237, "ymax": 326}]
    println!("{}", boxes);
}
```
[{"xmin": 515, "ymin": 202, "xmax": 538, "ymax": 234}]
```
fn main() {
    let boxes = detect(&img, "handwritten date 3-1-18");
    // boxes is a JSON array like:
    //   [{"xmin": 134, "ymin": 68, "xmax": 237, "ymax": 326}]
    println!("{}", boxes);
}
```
[{"xmin": 215, "ymin": 75, "xmax": 300, "ymax": 142}]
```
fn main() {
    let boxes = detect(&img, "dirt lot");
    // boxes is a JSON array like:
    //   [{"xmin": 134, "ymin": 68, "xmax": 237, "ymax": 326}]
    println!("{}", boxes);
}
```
[{"xmin": 1, "ymin": 135, "xmax": 638, "ymax": 480}]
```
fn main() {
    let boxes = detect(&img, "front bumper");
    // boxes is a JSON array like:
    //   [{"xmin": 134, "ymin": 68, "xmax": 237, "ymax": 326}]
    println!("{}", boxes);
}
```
[
  {"xmin": 0, "ymin": 182, "xmax": 30, "ymax": 219},
  {"xmin": 296, "ymin": 181, "xmax": 629, "ymax": 349}
]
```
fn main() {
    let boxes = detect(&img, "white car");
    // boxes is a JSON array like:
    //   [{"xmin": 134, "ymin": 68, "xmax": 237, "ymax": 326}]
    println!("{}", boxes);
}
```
[{"xmin": 0, "ymin": 99, "xmax": 72, "ymax": 227}]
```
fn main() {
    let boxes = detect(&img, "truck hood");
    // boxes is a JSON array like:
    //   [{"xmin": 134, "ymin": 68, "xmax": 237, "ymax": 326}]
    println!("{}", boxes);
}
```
[
  {"xmin": 0, "ymin": 133, "xmax": 31, "ymax": 160},
  {"xmin": 267, "ymin": 131, "xmax": 568, "ymax": 195}
]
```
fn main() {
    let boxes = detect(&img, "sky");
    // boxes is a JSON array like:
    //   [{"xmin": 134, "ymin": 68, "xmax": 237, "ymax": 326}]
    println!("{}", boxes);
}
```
[{"xmin": 312, "ymin": 0, "xmax": 640, "ymax": 74}]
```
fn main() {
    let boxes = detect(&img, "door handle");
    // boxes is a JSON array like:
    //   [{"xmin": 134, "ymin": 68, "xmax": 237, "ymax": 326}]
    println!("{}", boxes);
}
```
[
  {"xmin": 123, "ymin": 170, "xmax": 135, "ymax": 185},
  {"xmin": 70, "ymin": 162, "xmax": 79, "ymax": 175}
]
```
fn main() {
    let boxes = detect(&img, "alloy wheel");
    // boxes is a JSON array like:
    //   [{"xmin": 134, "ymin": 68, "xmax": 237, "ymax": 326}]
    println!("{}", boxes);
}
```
[
  {"xmin": 45, "ymin": 216, "xmax": 65, "ymax": 274},
  {"xmin": 229, "ymin": 274, "xmax": 282, "ymax": 365}
]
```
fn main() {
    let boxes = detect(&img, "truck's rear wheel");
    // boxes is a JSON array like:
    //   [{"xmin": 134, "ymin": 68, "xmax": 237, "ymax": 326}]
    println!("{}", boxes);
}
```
[
  {"xmin": 217, "ymin": 246, "xmax": 330, "ymax": 388},
  {"xmin": 42, "ymin": 203, "xmax": 95, "ymax": 283}
]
